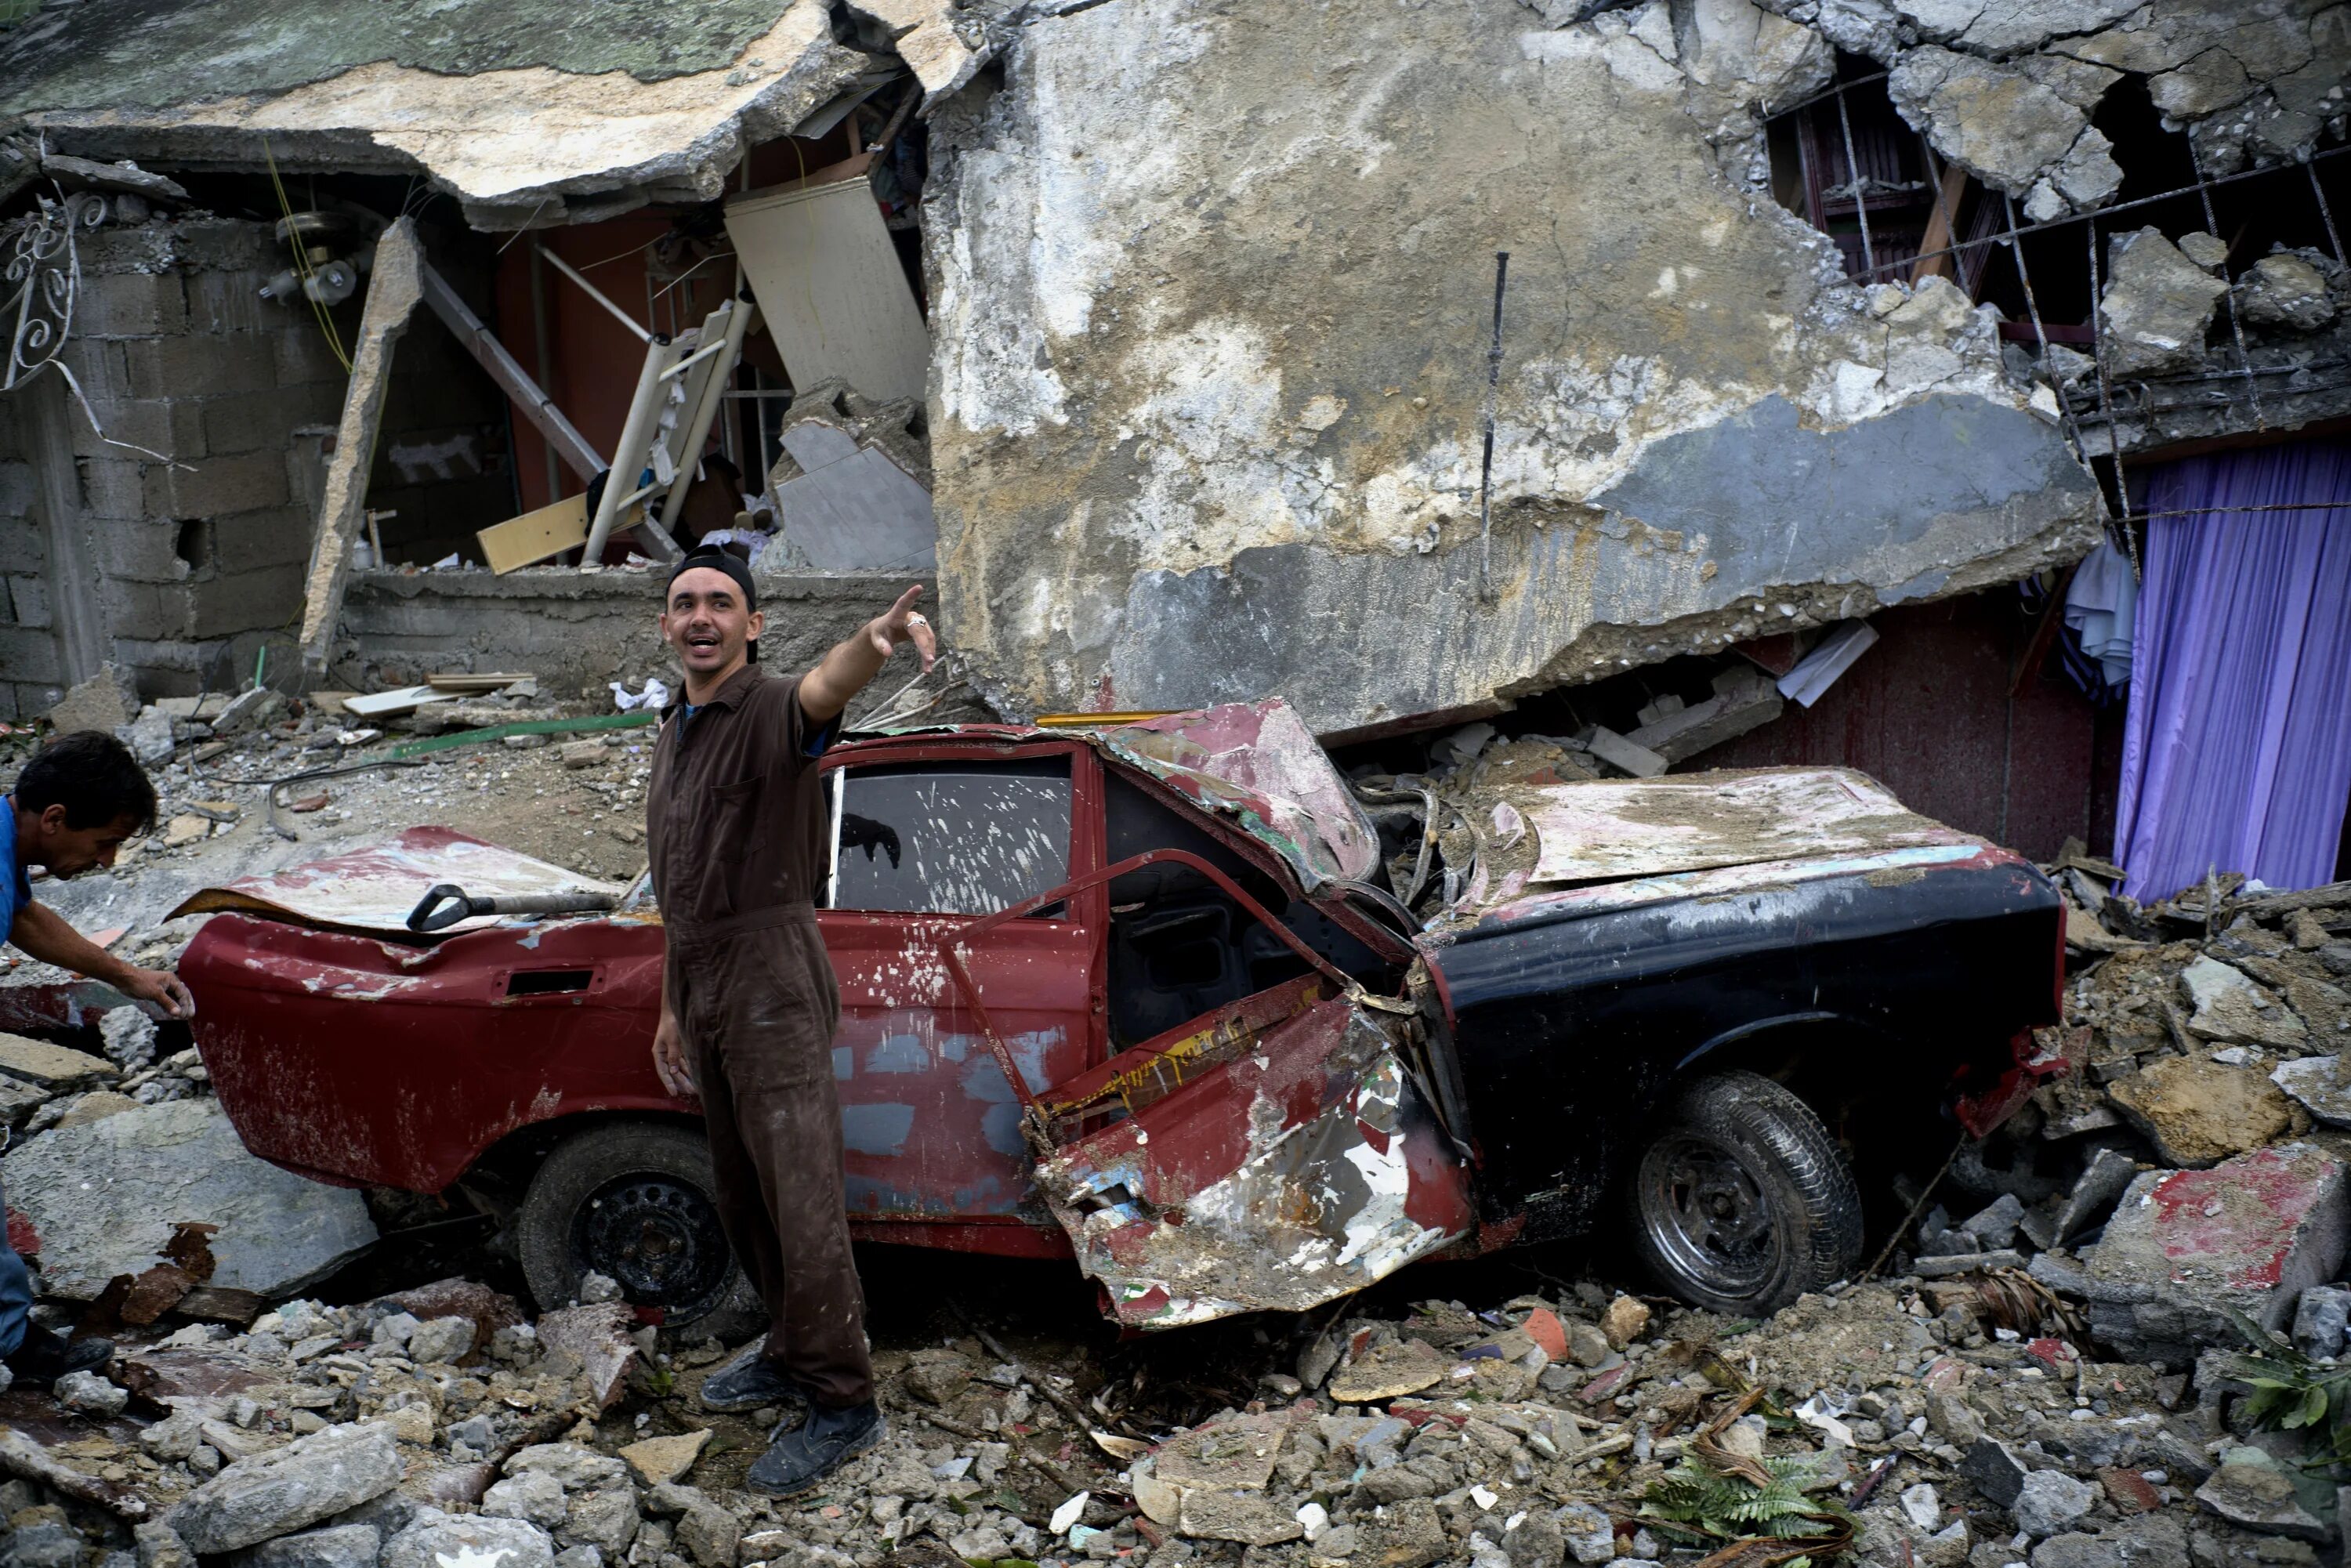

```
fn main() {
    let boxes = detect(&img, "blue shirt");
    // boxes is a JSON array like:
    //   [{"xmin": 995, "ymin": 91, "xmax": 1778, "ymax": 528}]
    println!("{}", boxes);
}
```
[{"xmin": 0, "ymin": 796, "xmax": 32, "ymax": 947}]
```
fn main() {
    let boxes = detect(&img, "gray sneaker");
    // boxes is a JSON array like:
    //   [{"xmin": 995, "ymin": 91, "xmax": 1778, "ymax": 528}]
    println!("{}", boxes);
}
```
[{"xmin": 697, "ymin": 1342, "xmax": 810, "ymax": 1415}]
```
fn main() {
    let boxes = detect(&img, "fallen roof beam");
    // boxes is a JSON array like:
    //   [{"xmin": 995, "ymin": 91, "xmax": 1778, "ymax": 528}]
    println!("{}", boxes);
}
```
[
  {"xmin": 418, "ymin": 261, "xmax": 603, "ymax": 482},
  {"xmin": 298, "ymin": 215, "xmax": 423, "ymax": 679}
]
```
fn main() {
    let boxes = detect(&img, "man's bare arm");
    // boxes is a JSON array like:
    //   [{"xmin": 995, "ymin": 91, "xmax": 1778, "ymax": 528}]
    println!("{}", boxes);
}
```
[
  {"xmin": 798, "ymin": 585, "xmax": 940, "ymax": 723},
  {"xmin": 11, "ymin": 901, "xmax": 194, "ymax": 1017}
]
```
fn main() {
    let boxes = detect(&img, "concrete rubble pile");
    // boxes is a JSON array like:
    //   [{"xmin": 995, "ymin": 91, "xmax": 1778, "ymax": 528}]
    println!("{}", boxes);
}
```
[{"xmin": 0, "ymin": 1263, "xmax": 2304, "ymax": 1568}]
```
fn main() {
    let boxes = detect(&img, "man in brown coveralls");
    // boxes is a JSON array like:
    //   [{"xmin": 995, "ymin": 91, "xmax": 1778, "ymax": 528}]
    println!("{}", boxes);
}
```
[{"xmin": 646, "ymin": 543, "xmax": 935, "ymax": 1497}]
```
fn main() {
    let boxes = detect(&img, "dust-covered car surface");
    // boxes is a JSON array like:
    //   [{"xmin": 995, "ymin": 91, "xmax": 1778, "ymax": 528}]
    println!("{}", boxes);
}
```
[{"xmin": 177, "ymin": 699, "xmax": 2063, "ymax": 1335}]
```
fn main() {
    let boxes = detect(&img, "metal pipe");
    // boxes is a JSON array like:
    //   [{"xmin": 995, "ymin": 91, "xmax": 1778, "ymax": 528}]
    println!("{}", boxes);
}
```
[
  {"xmin": 534, "ymin": 244, "xmax": 652, "ymax": 343},
  {"xmin": 1845, "ymin": 142, "xmax": 2351, "ymax": 284},
  {"xmin": 2189, "ymin": 138, "xmax": 2266, "ymax": 432},
  {"xmin": 2312, "ymin": 161, "xmax": 2346, "ymax": 266},
  {"xmin": 528, "ymin": 241, "xmax": 560, "ymax": 500},
  {"xmin": 581, "ymin": 335, "xmax": 674, "ymax": 562},
  {"xmin": 418, "ymin": 263, "xmax": 603, "ymax": 481},
  {"xmin": 657, "ymin": 292, "xmax": 759, "ymax": 538},
  {"xmin": 1833, "ymin": 83, "xmax": 1875, "ymax": 280}
]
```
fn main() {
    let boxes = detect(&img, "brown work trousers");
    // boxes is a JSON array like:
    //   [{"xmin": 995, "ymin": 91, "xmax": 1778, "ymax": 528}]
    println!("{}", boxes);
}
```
[{"xmin": 668, "ymin": 910, "xmax": 875, "ymax": 1409}]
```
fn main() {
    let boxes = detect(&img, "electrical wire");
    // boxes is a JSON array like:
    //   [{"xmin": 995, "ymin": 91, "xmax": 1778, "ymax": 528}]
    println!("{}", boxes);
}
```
[{"xmin": 262, "ymin": 139, "xmax": 352, "ymax": 375}]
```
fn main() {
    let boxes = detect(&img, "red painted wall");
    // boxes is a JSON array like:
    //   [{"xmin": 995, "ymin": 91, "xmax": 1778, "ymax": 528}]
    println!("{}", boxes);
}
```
[{"xmin": 1706, "ymin": 593, "xmax": 2121, "ymax": 863}]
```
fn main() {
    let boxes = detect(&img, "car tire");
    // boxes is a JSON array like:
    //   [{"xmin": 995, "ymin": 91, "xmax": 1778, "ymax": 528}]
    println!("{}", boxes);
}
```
[
  {"xmin": 516, "ymin": 1121, "xmax": 763, "ymax": 1341},
  {"xmin": 1628, "ymin": 1070, "xmax": 1864, "ymax": 1316}
]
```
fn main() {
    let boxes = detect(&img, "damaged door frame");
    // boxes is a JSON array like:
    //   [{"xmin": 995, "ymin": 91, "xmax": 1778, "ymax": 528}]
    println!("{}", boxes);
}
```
[{"xmin": 936, "ymin": 846, "xmax": 1386, "ymax": 1153}]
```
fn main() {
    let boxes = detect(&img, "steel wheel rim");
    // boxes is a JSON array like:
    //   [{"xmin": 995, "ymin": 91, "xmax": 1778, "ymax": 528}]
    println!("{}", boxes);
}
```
[
  {"xmin": 1638, "ymin": 1132, "xmax": 1783, "ymax": 1298},
  {"xmin": 571, "ymin": 1170, "xmax": 734, "ymax": 1323}
]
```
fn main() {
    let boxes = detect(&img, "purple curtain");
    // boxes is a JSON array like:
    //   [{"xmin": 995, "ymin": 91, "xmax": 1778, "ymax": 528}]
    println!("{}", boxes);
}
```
[{"xmin": 2117, "ymin": 438, "xmax": 2351, "ymax": 902}]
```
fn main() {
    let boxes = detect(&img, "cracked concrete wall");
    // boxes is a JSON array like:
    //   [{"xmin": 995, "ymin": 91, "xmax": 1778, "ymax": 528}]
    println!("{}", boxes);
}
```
[
  {"xmin": 923, "ymin": 0, "xmax": 2104, "ymax": 735},
  {"xmin": 1761, "ymin": 0, "xmax": 2349, "ymax": 218}
]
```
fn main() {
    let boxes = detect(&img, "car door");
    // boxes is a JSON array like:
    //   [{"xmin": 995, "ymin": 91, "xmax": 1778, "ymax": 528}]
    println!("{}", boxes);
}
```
[{"xmin": 816, "ymin": 740, "xmax": 1105, "ymax": 1250}]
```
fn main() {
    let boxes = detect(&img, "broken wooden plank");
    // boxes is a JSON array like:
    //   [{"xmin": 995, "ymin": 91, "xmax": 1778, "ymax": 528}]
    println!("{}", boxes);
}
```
[
  {"xmin": 297, "ymin": 217, "xmax": 423, "ymax": 675},
  {"xmin": 426, "ymin": 672, "xmax": 534, "ymax": 693},
  {"xmin": 477, "ymin": 492, "xmax": 590, "ymax": 574},
  {"xmin": 418, "ymin": 261, "xmax": 602, "ymax": 481}
]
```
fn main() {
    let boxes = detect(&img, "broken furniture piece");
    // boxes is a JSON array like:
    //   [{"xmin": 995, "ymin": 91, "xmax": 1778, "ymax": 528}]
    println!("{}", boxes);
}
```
[
  {"xmin": 558, "ymin": 255, "xmax": 759, "ymax": 564},
  {"xmin": 725, "ymin": 154, "xmax": 930, "ymax": 404},
  {"xmin": 476, "ymin": 492, "xmax": 592, "ymax": 575}
]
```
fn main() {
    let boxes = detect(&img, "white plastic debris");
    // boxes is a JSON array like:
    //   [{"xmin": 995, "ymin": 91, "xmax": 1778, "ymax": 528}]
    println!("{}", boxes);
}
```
[
  {"xmin": 610, "ymin": 678, "xmax": 672, "ymax": 712},
  {"xmin": 1050, "ymin": 1492, "xmax": 1089, "ymax": 1534},
  {"xmin": 1796, "ymin": 1393, "xmax": 1857, "ymax": 1448},
  {"xmin": 1296, "ymin": 1502, "xmax": 1329, "ymax": 1542}
]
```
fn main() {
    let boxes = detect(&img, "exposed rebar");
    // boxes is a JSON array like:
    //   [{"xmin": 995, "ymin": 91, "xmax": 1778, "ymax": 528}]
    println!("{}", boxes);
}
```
[
  {"xmin": 2189, "ymin": 138, "xmax": 2266, "ymax": 431},
  {"xmin": 1476, "ymin": 250, "xmax": 1510, "ymax": 603},
  {"xmin": 1832, "ymin": 85, "xmax": 1876, "ymax": 280}
]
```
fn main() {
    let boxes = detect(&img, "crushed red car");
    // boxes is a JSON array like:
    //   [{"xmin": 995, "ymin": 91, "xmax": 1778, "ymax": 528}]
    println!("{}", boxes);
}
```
[{"xmin": 176, "ymin": 699, "xmax": 2063, "ymax": 1334}]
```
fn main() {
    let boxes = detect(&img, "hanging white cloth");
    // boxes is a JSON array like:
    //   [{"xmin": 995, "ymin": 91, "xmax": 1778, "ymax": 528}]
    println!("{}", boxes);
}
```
[{"xmin": 2064, "ymin": 541, "xmax": 2137, "ymax": 687}]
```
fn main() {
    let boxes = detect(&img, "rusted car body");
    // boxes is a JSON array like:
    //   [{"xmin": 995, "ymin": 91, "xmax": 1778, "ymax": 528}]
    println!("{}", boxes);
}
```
[{"xmin": 180, "ymin": 701, "xmax": 2062, "ymax": 1331}]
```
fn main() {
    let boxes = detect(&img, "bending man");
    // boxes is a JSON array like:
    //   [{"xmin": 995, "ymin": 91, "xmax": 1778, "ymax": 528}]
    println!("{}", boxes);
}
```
[
  {"xmin": 4, "ymin": 732, "xmax": 194, "ymax": 1387},
  {"xmin": 646, "ymin": 545, "xmax": 935, "ymax": 1496}
]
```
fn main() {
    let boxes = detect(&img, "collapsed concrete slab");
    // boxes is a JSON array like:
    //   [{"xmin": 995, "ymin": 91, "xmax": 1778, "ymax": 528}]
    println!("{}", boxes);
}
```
[
  {"xmin": 1, "ymin": 1095, "xmax": 379, "ymax": 1301},
  {"xmin": 0, "ymin": 0, "xmax": 897, "ymax": 228},
  {"xmin": 926, "ymin": 0, "xmax": 2103, "ymax": 734},
  {"xmin": 2031, "ymin": 1143, "xmax": 2349, "ymax": 1368}
]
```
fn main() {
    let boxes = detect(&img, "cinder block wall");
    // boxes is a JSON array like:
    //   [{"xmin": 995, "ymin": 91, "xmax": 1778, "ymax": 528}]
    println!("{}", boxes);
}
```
[
  {"xmin": 0, "ymin": 217, "xmax": 341, "ymax": 718},
  {"xmin": 0, "ymin": 212, "xmax": 517, "ymax": 721}
]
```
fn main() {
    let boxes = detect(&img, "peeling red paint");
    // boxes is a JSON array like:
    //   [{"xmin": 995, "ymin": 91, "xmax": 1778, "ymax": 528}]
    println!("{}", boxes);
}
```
[{"xmin": 2148, "ymin": 1148, "xmax": 2341, "ymax": 1290}]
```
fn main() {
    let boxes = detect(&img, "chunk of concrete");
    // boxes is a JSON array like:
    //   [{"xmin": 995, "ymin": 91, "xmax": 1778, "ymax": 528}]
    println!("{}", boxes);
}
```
[
  {"xmin": 241, "ymin": 1523, "xmax": 382, "ymax": 1568},
  {"xmin": 45, "ymin": 664, "xmax": 138, "ymax": 734},
  {"xmin": 2035, "ymin": 1143, "xmax": 2348, "ymax": 1366},
  {"xmin": 2099, "ymin": 228, "xmax": 2227, "ymax": 379},
  {"xmin": 382, "ymin": 1515, "xmax": 556, "ymax": 1568},
  {"xmin": 171, "ymin": 1421, "xmax": 402, "ymax": 1554},
  {"xmin": 1888, "ymin": 49, "xmax": 2088, "ymax": 193},
  {"xmin": 1177, "ymin": 1489, "xmax": 1303, "ymax": 1545},
  {"xmin": 2273, "ymin": 1054, "xmax": 2351, "ymax": 1128},
  {"xmin": 0, "ymin": 1096, "xmax": 379, "ymax": 1301},
  {"xmin": 2290, "ymin": 1284, "xmax": 2350, "ymax": 1360},
  {"xmin": 2237, "ymin": 253, "xmax": 2337, "ymax": 332},
  {"xmin": 529, "ymin": 1305, "xmax": 638, "ymax": 1412},
  {"xmin": 2013, "ymin": 1469, "xmax": 2096, "ymax": 1538},
  {"xmin": 118, "ymin": 706, "xmax": 176, "ymax": 766},
  {"xmin": 1623, "ymin": 666, "xmax": 1784, "ymax": 764},
  {"xmin": 502, "ymin": 1445, "xmax": 629, "ymax": 1494},
  {"xmin": 1583, "ymin": 726, "xmax": 1667, "ymax": 780},
  {"xmin": 209, "ymin": 686, "xmax": 282, "ymax": 739},
  {"xmin": 2179, "ymin": 956, "xmax": 2307, "ymax": 1049},
  {"xmin": 483, "ymin": 1472, "xmax": 568, "ymax": 1530},
  {"xmin": 1959, "ymin": 1437, "xmax": 2030, "ymax": 1508},
  {"xmin": 0, "ymin": 1033, "xmax": 119, "ymax": 1091},
  {"xmin": 1328, "ymin": 1338, "xmax": 1447, "ymax": 1403},
  {"xmin": 2196, "ymin": 1459, "xmax": 2329, "ymax": 1542},
  {"xmin": 404, "ymin": 1316, "xmax": 476, "ymax": 1367},
  {"xmin": 616, "ymin": 1430, "xmax": 708, "ymax": 1487},
  {"xmin": 2106, "ymin": 1055, "xmax": 2295, "ymax": 1168}
]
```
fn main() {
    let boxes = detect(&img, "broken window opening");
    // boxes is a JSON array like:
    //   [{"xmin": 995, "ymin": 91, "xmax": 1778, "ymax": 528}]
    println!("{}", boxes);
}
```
[
  {"xmin": 827, "ymin": 757, "xmax": 1072, "ymax": 916},
  {"xmin": 1101, "ymin": 772, "xmax": 1389, "ymax": 1049},
  {"xmin": 173, "ymin": 519, "xmax": 209, "ymax": 573},
  {"xmin": 1768, "ymin": 56, "xmax": 1946, "ymax": 284}
]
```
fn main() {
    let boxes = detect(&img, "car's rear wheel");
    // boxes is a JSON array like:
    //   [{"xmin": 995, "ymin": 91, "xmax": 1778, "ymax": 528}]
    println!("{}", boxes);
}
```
[
  {"xmin": 1628, "ymin": 1070, "xmax": 1863, "ymax": 1316},
  {"xmin": 516, "ymin": 1121, "xmax": 762, "ymax": 1340}
]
